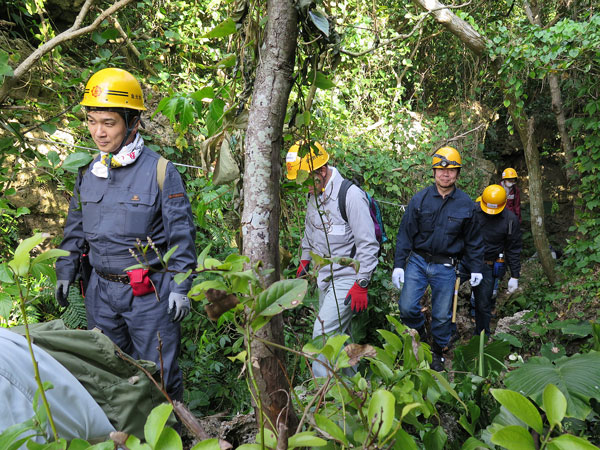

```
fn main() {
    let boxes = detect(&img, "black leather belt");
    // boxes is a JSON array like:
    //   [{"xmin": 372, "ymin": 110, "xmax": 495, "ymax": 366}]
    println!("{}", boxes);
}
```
[
  {"xmin": 95, "ymin": 270, "xmax": 129, "ymax": 284},
  {"xmin": 414, "ymin": 249, "xmax": 457, "ymax": 266}
]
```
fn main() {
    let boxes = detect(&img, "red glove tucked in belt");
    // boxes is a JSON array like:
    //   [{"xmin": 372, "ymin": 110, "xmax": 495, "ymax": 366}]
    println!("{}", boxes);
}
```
[
  {"xmin": 344, "ymin": 282, "xmax": 368, "ymax": 312},
  {"xmin": 296, "ymin": 260, "xmax": 310, "ymax": 278}
]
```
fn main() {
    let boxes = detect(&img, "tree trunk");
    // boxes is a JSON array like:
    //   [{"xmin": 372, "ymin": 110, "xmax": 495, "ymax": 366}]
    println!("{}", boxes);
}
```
[
  {"xmin": 523, "ymin": 0, "xmax": 576, "ymax": 184},
  {"xmin": 241, "ymin": 0, "xmax": 299, "ymax": 435},
  {"xmin": 524, "ymin": 118, "xmax": 556, "ymax": 283},
  {"xmin": 412, "ymin": 0, "xmax": 558, "ymax": 284}
]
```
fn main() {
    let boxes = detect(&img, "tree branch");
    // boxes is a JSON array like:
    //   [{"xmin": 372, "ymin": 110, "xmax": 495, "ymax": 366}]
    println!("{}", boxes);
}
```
[{"xmin": 0, "ymin": 0, "xmax": 135, "ymax": 104}]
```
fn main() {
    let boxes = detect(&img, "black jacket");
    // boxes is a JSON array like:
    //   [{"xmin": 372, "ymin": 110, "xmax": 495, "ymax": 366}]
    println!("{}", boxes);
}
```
[{"xmin": 475, "ymin": 208, "xmax": 522, "ymax": 278}]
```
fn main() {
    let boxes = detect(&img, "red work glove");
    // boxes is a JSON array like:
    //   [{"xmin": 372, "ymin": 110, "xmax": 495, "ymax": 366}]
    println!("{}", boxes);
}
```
[
  {"xmin": 344, "ymin": 282, "xmax": 368, "ymax": 312},
  {"xmin": 296, "ymin": 260, "xmax": 310, "ymax": 278}
]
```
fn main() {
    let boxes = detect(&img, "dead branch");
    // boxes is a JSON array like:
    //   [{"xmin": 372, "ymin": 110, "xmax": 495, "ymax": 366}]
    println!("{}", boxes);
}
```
[{"xmin": 0, "ymin": 0, "xmax": 135, "ymax": 104}]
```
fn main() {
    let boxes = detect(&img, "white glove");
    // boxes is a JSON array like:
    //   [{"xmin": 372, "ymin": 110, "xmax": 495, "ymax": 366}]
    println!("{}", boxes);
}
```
[
  {"xmin": 507, "ymin": 277, "xmax": 519, "ymax": 294},
  {"xmin": 168, "ymin": 292, "xmax": 190, "ymax": 322},
  {"xmin": 392, "ymin": 268, "xmax": 404, "ymax": 289},
  {"xmin": 470, "ymin": 273, "xmax": 483, "ymax": 287}
]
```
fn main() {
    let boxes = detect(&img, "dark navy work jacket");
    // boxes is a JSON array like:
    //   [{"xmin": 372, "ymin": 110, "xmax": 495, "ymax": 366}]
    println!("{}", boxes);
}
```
[
  {"xmin": 56, "ymin": 147, "xmax": 197, "ymax": 294},
  {"xmin": 394, "ymin": 184, "xmax": 484, "ymax": 272},
  {"xmin": 475, "ymin": 208, "xmax": 522, "ymax": 278}
]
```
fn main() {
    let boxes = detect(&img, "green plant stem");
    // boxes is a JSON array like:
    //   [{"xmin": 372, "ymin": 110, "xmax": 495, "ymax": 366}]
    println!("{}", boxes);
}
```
[
  {"xmin": 244, "ymin": 316, "xmax": 269, "ymax": 446},
  {"xmin": 478, "ymin": 330, "xmax": 485, "ymax": 377},
  {"xmin": 16, "ymin": 279, "xmax": 59, "ymax": 441}
]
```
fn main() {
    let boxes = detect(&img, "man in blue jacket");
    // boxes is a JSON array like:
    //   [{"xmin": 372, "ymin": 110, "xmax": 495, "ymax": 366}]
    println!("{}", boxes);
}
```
[
  {"xmin": 55, "ymin": 68, "xmax": 197, "ymax": 402},
  {"xmin": 392, "ymin": 146, "xmax": 484, "ymax": 371}
]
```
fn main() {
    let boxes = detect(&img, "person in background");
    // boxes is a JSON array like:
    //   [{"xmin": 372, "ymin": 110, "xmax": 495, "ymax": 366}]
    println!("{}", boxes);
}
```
[
  {"xmin": 54, "ymin": 68, "xmax": 197, "ymax": 402},
  {"xmin": 392, "ymin": 146, "xmax": 484, "ymax": 371},
  {"xmin": 500, "ymin": 167, "xmax": 521, "ymax": 223},
  {"xmin": 473, "ymin": 185, "xmax": 522, "ymax": 336},
  {"xmin": 286, "ymin": 140, "xmax": 379, "ymax": 378}
]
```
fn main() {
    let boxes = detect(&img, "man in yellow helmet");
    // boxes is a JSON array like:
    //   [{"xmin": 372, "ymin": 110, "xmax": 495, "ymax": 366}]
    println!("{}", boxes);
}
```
[
  {"xmin": 286, "ymin": 140, "xmax": 379, "ymax": 378},
  {"xmin": 392, "ymin": 146, "xmax": 484, "ymax": 371},
  {"xmin": 55, "ymin": 68, "xmax": 197, "ymax": 402},
  {"xmin": 500, "ymin": 167, "xmax": 521, "ymax": 222},
  {"xmin": 472, "ymin": 185, "xmax": 522, "ymax": 335}
]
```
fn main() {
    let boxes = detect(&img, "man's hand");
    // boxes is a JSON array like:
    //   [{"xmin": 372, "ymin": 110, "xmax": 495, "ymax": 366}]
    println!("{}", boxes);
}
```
[
  {"xmin": 507, "ymin": 277, "xmax": 519, "ymax": 294},
  {"xmin": 55, "ymin": 280, "xmax": 70, "ymax": 307},
  {"xmin": 296, "ymin": 260, "xmax": 310, "ymax": 278},
  {"xmin": 470, "ymin": 273, "xmax": 483, "ymax": 287},
  {"xmin": 344, "ymin": 283, "xmax": 368, "ymax": 312},
  {"xmin": 392, "ymin": 268, "xmax": 404, "ymax": 289},
  {"xmin": 168, "ymin": 292, "xmax": 190, "ymax": 322}
]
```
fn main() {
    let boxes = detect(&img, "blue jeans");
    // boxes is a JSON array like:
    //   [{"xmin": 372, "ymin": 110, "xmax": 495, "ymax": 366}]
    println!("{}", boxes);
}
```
[
  {"xmin": 473, "ymin": 263, "xmax": 495, "ymax": 336},
  {"xmin": 398, "ymin": 253, "xmax": 456, "ymax": 348}
]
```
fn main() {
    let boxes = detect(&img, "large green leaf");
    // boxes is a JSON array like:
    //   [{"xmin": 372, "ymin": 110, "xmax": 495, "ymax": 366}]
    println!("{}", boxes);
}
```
[
  {"xmin": 144, "ymin": 403, "xmax": 173, "ymax": 447},
  {"xmin": 491, "ymin": 426, "xmax": 536, "ymax": 450},
  {"xmin": 313, "ymin": 413, "xmax": 349, "ymax": 445},
  {"xmin": 461, "ymin": 437, "xmax": 491, "ymax": 449},
  {"xmin": 62, "ymin": 152, "xmax": 93, "ymax": 173},
  {"xmin": 254, "ymin": 279, "xmax": 307, "ymax": 316},
  {"xmin": 288, "ymin": 431, "xmax": 327, "ymax": 448},
  {"xmin": 547, "ymin": 434, "xmax": 600, "ymax": 450},
  {"xmin": 202, "ymin": 18, "xmax": 237, "ymax": 39},
  {"xmin": 504, "ymin": 352, "xmax": 600, "ymax": 420},
  {"xmin": 31, "ymin": 249, "xmax": 69, "ymax": 264},
  {"xmin": 454, "ymin": 335, "xmax": 510, "ymax": 377},
  {"xmin": 423, "ymin": 426, "xmax": 447, "ymax": 450},
  {"xmin": 190, "ymin": 439, "xmax": 221, "ymax": 450},
  {"xmin": 490, "ymin": 389, "xmax": 543, "ymax": 434},
  {"xmin": 368, "ymin": 389, "xmax": 395, "ymax": 439},
  {"xmin": 8, "ymin": 233, "xmax": 47, "ymax": 276},
  {"xmin": 543, "ymin": 383, "xmax": 567, "ymax": 429},
  {"xmin": 154, "ymin": 427, "xmax": 182, "ymax": 450}
]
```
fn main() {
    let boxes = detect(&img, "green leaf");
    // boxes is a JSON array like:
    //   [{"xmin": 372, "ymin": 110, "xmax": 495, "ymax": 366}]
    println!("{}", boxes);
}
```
[
  {"xmin": 92, "ymin": 31, "xmax": 107, "ymax": 45},
  {"xmin": 9, "ymin": 233, "xmax": 47, "ymax": 276},
  {"xmin": 491, "ymin": 426, "xmax": 536, "ymax": 450},
  {"xmin": 191, "ymin": 87, "xmax": 215, "ymax": 102},
  {"xmin": 313, "ymin": 413, "xmax": 348, "ymax": 445},
  {"xmin": 162, "ymin": 245, "xmax": 179, "ymax": 264},
  {"xmin": 101, "ymin": 28, "xmax": 120, "ymax": 40},
  {"xmin": 308, "ymin": 10, "xmax": 330, "ymax": 37},
  {"xmin": 254, "ymin": 279, "xmax": 307, "ymax": 316},
  {"xmin": 504, "ymin": 99, "xmax": 511, "ymax": 107},
  {"xmin": 368, "ymin": 389, "xmax": 395, "ymax": 438},
  {"xmin": 173, "ymin": 269, "xmax": 192, "ymax": 285},
  {"xmin": 144, "ymin": 403, "xmax": 173, "ymax": 446},
  {"xmin": 31, "ymin": 249, "xmax": 70, "ymax": 265},
  {"xmin": 203, "ymin": 18, "xmax": 237, "ymax": 39},
  {"xmin": 461, "ymin": 437, "xmax": 491, "ymax": 449},
  {"xmin": 190, "ymin": 439, "xmax": 222, "ymax": 450},
  {"xmin": 180, "ymin": 97, "xmax": 196, "ymax": 129},
  {"xmin": 287, "ymin": 431, "xmax": 327, "ymax": 448},
  {"xmin": 504, "ymin": 353, "xmax": 600, "ymax": 420},
  {"xmin": 428, "ymin": 369, "xmax": 467, "ymax": 411},
  {"xmin": 154, "ymin": 427, "xmax": 181, "ymax": 450},
  {"xmin": 308, "ymin": 71, "xmax": 336, "ymax": 89},
  {"xmin": 0, "ymin": 263, "xmax": 14, "ymax": 283},
  {"xmin": 62, "ymin": 152, "xmax": 93, "ymax": 173},
  {"xmin": 47, "ymin": 151, "xmax": 61, "ymax": 167},
  {"xmin": 41, "ymin": 123, "xmax": 57, "ymax": 135},
  {"xmin": 377, "ymin": 329, "xmax": 404, "ymax": 353},
  {"xmin": 423, "ymin": 426, "xmax": 447, "ymax": 450},
  {"xmin": 547, "ymin": 434, "xmax": 599, "ymax": 450},
  {"xmin": 491, "ymin": 389, "xmax": 543, "ymax": 434},
  {"xmin": 543, "ymin": 384, "xmax": 567, "ymax": 429},
  {"xmin": 0, "ymin": 50, "xmax": 14, "ymax": 76},
  {"xmin": 188, "ymin": 280, "xmax": 228, "ymax": 300},
  {"xmin": 236, "ymin": 445, "xmax": 261, "ymax": 450}
]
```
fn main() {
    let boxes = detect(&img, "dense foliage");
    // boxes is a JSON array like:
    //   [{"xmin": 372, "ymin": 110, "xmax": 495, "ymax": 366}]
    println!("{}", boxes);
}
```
[{"xmin": 1, "ymin": 0, "xmax": 600, "ymax": 448}]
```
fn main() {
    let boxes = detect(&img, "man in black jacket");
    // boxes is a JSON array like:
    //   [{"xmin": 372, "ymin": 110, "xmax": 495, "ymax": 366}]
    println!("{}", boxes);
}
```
[{"xmin": 474, "ymin": 184, "xmax": 522, "ymax": 336}]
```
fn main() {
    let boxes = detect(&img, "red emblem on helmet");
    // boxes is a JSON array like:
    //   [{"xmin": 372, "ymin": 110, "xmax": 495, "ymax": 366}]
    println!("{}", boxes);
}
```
[{"xmin": 91, "ymin": 85, "xmax": 103, "ymax": 97}]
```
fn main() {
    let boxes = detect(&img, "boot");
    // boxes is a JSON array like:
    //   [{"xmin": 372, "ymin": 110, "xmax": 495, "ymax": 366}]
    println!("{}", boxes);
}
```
[{"xmin": 431, "ymin": 342, "xmax": 446, "ymax": 372}]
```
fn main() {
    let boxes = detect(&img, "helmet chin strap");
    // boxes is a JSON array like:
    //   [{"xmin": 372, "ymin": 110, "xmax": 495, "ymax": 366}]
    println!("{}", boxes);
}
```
[{"xmin": 118, "ymin": 112, "xmax": 140, "ymax": 150}]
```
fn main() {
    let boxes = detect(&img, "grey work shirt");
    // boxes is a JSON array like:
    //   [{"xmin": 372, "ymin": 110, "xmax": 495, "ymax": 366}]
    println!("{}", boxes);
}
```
[{"xmin": 301, "ymin": 167, "xmax": 379, "ymax": 291}]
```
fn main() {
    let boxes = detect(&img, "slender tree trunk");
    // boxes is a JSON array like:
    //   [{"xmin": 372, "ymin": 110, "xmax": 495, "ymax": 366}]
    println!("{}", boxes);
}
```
[
  {"xmin": 523, "ymin": 0, "xmax": 576, "ymax": 184},
  {"xmin": 524, "ymin": 118, "xmax": 556, "ymax": 283},
  {"xmin": 412, "ymin": 0, "xmax": 558, "ymax": 283},
  {"xmin": 241, "ymin": 0, "xmax": 299, "ymax": 435}
]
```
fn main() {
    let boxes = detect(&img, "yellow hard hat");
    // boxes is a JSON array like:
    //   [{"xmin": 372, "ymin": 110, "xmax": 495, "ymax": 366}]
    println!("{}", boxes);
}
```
[
  {"xmin": 502, "ymin": 167, "xmax": 518, "ymax": 179},
  {"xmin": 432, "ymin": 146, "xmax": 462, "ymax": 169},
  {"xmin": 81, "ymin": 68, "xmax": 146, "ymax": 111},
  {"xmin": 480, "ymin": 184, "xmax": 507, "ymax": 214},
  {"xmin": 285, "ymin": 140, "xmax": 329, "ymax": 180}
]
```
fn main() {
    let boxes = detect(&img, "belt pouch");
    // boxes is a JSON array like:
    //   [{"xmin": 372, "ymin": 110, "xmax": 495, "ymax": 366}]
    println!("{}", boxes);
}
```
[{"xmin": 127, "ymin": 268, "xmax": 155, "ymax": 296}]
